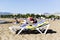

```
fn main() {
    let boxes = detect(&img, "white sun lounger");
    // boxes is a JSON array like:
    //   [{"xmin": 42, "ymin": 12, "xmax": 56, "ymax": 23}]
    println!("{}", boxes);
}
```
[
  {"xmin": 9, "ymin": 20, "xmax": 50, "ymax": 34},
  {"xmin": 17, "ymin": 20, "xmax": 50, "ymax": 34}
]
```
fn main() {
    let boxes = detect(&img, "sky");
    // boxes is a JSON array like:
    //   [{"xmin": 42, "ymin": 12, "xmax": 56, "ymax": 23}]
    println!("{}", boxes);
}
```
[{"xmin": 0, "ymin": 0, "xmax": 60, "ymax": 14}]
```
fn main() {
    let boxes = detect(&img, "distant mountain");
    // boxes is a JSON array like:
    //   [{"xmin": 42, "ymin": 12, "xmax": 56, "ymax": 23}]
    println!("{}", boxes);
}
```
[
  {"xmin": 43, "ymin": 13, "xmax": 60, "ymax": 16},
  {"xmin": 0, "ymin": 12, "xmax": 12, "ymax": 15},
  {"xmin": 42, "ymin": 13, "xmax": 52, "ymax": 16},
  {"xmin": 52, "ymin": 13, "xmax": 60, "ymax": 16}
]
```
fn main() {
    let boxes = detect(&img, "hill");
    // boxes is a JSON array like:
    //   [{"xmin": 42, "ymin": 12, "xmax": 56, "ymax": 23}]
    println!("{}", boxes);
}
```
[{"xmin": 0, "ymin": 12, "xmax": 12, "ymax": 15}]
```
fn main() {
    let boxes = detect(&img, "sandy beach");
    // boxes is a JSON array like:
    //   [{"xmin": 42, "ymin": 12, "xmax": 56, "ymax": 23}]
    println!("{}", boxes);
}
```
[{"xmin": 0, "ymin": 18, "xmax": 60, "ymax": 40}]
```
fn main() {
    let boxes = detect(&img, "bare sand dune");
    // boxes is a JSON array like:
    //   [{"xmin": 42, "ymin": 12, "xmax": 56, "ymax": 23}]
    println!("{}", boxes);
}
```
[{"xmin": 0, "ymin": 18, "xmax": 60, "ymax": 40}]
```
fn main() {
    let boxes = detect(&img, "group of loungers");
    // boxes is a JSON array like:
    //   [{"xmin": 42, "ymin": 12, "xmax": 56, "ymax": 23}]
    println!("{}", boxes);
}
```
[{"xmin": 9, "ymin": 19, "xmax": 50, "ymax": 34}]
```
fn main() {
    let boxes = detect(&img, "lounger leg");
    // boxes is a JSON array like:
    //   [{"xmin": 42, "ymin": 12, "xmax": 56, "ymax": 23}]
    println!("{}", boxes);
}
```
[
  {"xmin": 44, "ymin": 24, "xmax": 50, "ymax": 34},
  {"xmin": 36, "ymin": 28, "xmax": 42, "ymax": 34},
  {"xmin": 18, "ymin": 28, "xmax": 24, "ymax": 34},
  {"xmin": 9, "ymin": 27, "xmax": 17, "ymax": 34}
]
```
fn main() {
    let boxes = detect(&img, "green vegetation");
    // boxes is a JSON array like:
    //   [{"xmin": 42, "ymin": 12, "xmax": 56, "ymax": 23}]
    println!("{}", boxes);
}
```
[{"xmin": 0, "ymin": 13, "xmax": 60, "ymax": 19}]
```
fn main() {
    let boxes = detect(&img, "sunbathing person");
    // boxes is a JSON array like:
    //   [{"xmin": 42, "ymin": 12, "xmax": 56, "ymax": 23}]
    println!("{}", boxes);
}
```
[{"xmin": 27, "ymin": 16, "xmax": 37, "ymax": 24}]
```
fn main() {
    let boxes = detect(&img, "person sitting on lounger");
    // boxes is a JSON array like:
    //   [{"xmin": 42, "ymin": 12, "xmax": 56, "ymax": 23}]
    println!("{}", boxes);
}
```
[
  {"xmin": 27, "ymin": 16, "xmax": 37, "ymax": 24},
  {"xmin": 14, "ymin": 17, "xmax": 20, "ymax": 24}
]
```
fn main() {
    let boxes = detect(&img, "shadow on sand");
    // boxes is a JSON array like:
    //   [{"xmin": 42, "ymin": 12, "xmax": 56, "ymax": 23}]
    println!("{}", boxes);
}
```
[
  {"xmin": 16, "ymin": 29, "xmax": 56, "ymax": 34},
  {"xmin": 0, "ymin": 22, "xmax": 12, "ymax": 24},
  {"xmin": 46, "ymin": 29, "xmax": 56, "ymax": 34}
]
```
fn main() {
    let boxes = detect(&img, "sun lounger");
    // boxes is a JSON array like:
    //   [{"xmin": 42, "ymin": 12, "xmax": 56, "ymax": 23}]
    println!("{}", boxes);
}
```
[
  {"xmin": 17, "ymin": 20, "xmax": 50, "ymax": 34},
  {"xmin": 9, "ymin": 20, "xmax": 50, "ymax": 34}
]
